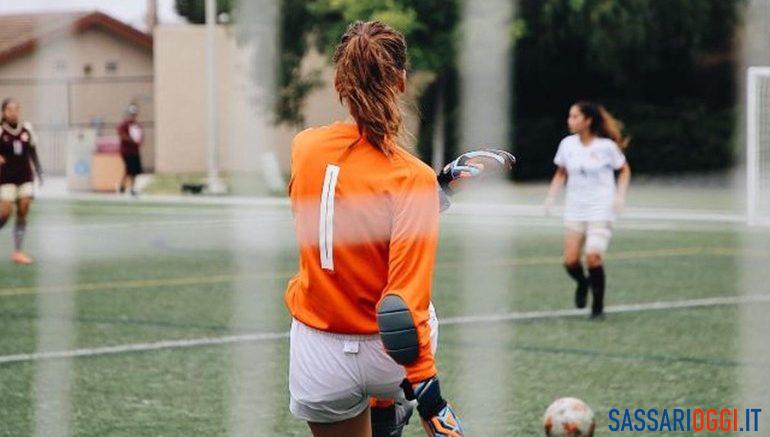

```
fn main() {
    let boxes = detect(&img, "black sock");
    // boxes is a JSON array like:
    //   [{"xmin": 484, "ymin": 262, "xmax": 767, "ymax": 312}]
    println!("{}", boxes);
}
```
[
  {"xmin": 371, "ymin": 404, "xmax": 396, "ymax": 423},
  {"xmin": 371, "ymin": 404, "xmax": 397, "ymax": 437},
  {"xmin": 565, "ymin": 263, "xmax": 587, "ymax": 285},
  {"xmin": 0, "ymin": 215, "xmax": 8, "ymax": 231},
  {"xmin": 14, "ymin": 221, "xmax": 26, "ymax": 252},
  {"xmin": 588, "ymin": 266, "xmax": 605, "ymax": 314}
]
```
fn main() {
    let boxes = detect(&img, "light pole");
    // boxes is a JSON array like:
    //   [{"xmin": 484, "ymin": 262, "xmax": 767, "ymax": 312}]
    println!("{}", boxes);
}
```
[{"xmin": 206, "ymin": 0, "xmax": 227, "ymax": 194}]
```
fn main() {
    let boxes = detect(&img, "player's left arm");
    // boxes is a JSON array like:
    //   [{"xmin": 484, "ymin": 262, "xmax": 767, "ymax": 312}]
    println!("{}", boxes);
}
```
[
  {"xmin": 377, "ymin": 169, "xmax": 439, "ymax": 383},
  {"xmin": 611, "ymin": 144, "xmax": 630, "ymax": 212},
  {"xmin": 615, "ymin": 162, "xmax": 631, "ymax": 211},
  {"xmin": 24, "ymin": 122, "xmax": 44, "ymax": 183}
]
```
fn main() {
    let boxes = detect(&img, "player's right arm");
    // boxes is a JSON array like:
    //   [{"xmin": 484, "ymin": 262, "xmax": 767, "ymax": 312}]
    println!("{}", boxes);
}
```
[
  {"xmin": 545, "ymin": 166, "xmax": 567, "ymax": 215},
  {"xmin": 0, "ymin": 126, "xmax": 4, "ymax": 166},
  {"xmin": 545, "ymin": 140, "xmax": 568, "ymax": 215}
]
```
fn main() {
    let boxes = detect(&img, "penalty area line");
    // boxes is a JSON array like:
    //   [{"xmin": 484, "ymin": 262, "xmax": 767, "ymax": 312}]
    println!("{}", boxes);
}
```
[{"xmin": 1, "ymin": 293, "xmax": 768, "ymax": 365}]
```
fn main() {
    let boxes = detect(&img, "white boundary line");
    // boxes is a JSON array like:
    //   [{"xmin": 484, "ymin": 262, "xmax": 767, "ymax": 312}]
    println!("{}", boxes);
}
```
[
  {"xmin": 2, "ymin": 293, "xmax": 768, "ymax": 365},
  {"xmin": 39, "ymin": 192, "xmax": 749, "ymax": 224},
  {"xmin": 446, "ymin": 203, "xmax": 747, "ymax": 223}
]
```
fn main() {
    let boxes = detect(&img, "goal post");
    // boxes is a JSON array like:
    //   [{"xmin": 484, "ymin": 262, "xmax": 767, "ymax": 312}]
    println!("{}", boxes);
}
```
[{"xmin": 747, "ymin": 67, "xmax": 770, "ymax": 225}]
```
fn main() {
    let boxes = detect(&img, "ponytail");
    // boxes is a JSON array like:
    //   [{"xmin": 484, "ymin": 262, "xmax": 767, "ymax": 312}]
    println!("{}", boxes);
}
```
[{"xmin": 333, "ymin": 21, "xmax": 407, "ymax": 155}]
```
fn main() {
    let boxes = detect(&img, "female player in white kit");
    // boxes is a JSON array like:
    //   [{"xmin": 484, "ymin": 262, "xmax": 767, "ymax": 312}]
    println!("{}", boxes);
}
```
[{"xmin": 545, "ymin": 101, "xmax": 631, "ymax": 319}]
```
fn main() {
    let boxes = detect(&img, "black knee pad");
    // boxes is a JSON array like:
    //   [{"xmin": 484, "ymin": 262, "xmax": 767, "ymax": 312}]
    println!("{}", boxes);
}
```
[{"xmin": 377, "ymin": 295, "xmax": 419, "ymax": 365}]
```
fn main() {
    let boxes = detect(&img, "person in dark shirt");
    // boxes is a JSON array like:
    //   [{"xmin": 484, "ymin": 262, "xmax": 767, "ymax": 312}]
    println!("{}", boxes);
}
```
[
  {"xmin": 0, "ymin": 98, "xmax": 43, "ymax": 264},
  {"xmin": 117, "ymin": 104, "xmax": 143, "ymax": 196}
]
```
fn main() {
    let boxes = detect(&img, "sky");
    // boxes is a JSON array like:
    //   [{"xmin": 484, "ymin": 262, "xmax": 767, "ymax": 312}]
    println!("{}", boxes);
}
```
[{"xmin": 0, "ymin": 0, "xmax": 184, "ymax": 30}]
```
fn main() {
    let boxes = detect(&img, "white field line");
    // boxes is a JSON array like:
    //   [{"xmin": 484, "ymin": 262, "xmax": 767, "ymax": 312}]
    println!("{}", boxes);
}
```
[
  {"xmin": 26, "ymin": 207, "xmax": 748, "ymax": 234},
  {"xmin": 1, "ymin": 293, "xmax": 768, "ymax": 365},
  {"xmin": 446, "ymin": 203, "xmax": 747, "ymax": 223},
  {"xmin": 39, "ymin": 192, "xmax": 291, "ymax": 208},
  {"xmin": 30, "ymin": 216, "xmax": 290, "ymax": 233},
  {"xmin": 41, "ymin": 192, "xmax": 748, "ymax": 224}
]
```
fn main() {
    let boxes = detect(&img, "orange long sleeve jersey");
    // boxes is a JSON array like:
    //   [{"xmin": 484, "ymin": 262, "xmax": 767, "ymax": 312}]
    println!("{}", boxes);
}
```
[{"xmin": 285, "ymin": 122, "xmax": 440, "ymax": 383}]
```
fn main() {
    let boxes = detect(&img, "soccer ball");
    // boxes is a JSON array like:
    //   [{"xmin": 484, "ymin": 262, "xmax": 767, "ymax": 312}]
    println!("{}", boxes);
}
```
[{"xmin": 543, "ymin": 397, "xmax": 595, "ymax": 436}]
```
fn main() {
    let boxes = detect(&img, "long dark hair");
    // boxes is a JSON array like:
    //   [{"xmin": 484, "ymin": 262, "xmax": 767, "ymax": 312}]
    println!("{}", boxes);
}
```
[
  {"xmin": 333, "ymin": 21, "xmax": 407, "ymax": 155},
  {"xmin": 574, "ymin": 101, "xmax": 629, "ymax": 149}
]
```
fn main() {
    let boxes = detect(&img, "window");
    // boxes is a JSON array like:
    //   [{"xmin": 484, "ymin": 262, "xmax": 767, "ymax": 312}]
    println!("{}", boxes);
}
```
[
  {"xmin": 105, "ymin": 61, "xmax": 118, "ymax": 74},
  {"xmin": 53, "ymin": 59, "xmax": 67, "ymax": 73}
]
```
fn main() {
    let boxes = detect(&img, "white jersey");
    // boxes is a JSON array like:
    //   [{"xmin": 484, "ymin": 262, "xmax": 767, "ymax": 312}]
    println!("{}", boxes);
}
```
[{"xmin": 553, "ymin": 134, "xmax": 626, "ymax": 221}]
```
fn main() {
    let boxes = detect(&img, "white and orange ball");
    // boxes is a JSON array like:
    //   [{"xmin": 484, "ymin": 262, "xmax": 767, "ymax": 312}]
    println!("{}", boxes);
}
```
[{"xmin": 543, "ymin": 397, "xmax": 595, "ymax": 437}]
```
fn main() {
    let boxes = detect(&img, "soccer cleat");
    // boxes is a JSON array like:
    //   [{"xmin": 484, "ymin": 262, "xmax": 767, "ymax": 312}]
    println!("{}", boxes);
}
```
[
  {"xmin": 589, "ymin": 310, "xmax": 605, "ymax": 321},
  {"xmin": 574, "ymin": 281, "xmax": 589, "ymax": 309},
  {"xmin": 12, "ymin": 251, "xmax": 33, "ymax": 265}
]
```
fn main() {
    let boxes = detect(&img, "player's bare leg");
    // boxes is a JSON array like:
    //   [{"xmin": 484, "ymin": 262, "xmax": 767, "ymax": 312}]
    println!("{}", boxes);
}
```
[
  {"xmin": 563, "ymin": 230, "xmax": 588, "ymax": 309},
  {"xmin": 126, "ymin": 175, "xmax": 136, "ymax": 196},
  {"xmin": 12, "ymin": 197, "xmax": 32, "ymax": 264},
  {"xmin": 119, "ymin": 173, "xmax": 128, "ymax": 194},
  {"xmin": 0, "ymin": 201, "xmax": 12, "ymax": 249},
  {"xmin": 0, "ymin": 201, "xmax": 11, "ymax": 229},
  {"xmin": 307, "ymin": 407, "xmax": 371, "ymax": 437}
]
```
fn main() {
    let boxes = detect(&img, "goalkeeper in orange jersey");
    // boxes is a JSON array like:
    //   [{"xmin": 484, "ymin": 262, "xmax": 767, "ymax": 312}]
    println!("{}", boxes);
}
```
[{"xmin": 285, "ymin": 20, "xmax": 514, "ymax": 437}]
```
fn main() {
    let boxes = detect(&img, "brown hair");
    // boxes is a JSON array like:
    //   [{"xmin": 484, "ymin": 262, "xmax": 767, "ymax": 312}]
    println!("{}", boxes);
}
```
[
  {"xmin": 575, "ymin": 101, "xmax": 630, "ymax": 149},
  {"xmin": 1, "ymin": 97, "xmax": 17, "ymax": 123},
  {"xmin": 333, "ymin": 21, "xmax": 407, "ymax": 155}
]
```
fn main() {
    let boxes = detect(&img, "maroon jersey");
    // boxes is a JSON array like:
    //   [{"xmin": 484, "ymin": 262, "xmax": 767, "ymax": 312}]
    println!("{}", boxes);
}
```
[
  {"xmin": 0, "ymin": 122, "xmax": 36, "ymax": 185},
  {"xmin": 117, "ymin": 119, "xmax": 142, "ymax": 156}
]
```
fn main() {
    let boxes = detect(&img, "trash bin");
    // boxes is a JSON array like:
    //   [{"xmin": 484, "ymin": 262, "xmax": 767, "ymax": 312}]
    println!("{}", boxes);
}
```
[
  {"xmin": 91, "ymin": 136, "xmax": 123, "ymax": 192},
  {"xmin": 66, "ymin": 129, "xmax": 96, "ymax": 192}
]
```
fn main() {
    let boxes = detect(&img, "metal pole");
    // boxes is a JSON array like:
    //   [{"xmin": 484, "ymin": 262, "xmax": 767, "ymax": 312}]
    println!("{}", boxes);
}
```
[{"xmin": 206, "ymin": 0, "xmax": 226, "ymax": 193}]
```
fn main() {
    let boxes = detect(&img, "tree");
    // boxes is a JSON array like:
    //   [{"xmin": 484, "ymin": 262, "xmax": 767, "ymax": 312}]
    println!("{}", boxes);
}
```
[
  {"xmin": 181, "ymin": 0, "xmax": 747, "ymax": 177},
  {"xmin": 512, "ymin": 0, "xmax": 746, "ymax": 178},
  {"xmin": 277, "ymin": 0, "xmax": 461, "ymax": 160},
  {"xmin": 175, "ymin": 0, "xmax": 234, "ymax": 24}
]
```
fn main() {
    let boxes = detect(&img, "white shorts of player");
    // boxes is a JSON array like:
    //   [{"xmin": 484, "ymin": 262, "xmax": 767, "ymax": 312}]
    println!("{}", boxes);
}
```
[
  {"xmin": 565, "ymin": 220, "xmax": 613, "ymax": 255},
  {"xmin": 0, "ymin": 182, "xmax": 34, "ymax": 202},
  {"xmin": 289, "ymin": 302, "xmax": 438, "ymax": 424}
]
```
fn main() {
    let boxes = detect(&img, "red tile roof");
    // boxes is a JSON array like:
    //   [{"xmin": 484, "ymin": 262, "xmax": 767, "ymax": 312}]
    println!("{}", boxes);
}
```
[{"xmin": 0, "ymin": 11, "xmax": 152, "ymax": 65}]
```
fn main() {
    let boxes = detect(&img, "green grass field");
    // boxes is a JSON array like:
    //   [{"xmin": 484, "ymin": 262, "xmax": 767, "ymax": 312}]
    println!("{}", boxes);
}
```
[{"xmin": 0, "ymin": 198, "xmax": 768, "ymax": 436}]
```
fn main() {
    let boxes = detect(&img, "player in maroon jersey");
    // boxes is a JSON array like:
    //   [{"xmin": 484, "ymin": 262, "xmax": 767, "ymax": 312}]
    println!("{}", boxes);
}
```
[
  {"xmin": 117, "ymin": 104, "xmax": 143, "ymax": 196},
  {"xmin": 0, "ymin": 98, "xmax": 43, "ymax": 264}
]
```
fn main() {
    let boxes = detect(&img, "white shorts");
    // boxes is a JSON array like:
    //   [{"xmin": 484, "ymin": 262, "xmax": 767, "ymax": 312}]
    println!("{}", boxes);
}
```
[
  {"xmin": 565, "ymin": 220, "xmax": 613, "ymax": 254},
  {"xmin": 289, "ymin": 303, "xmax": 439, "ymax": 423},
  {"xmin": 0, "ymin": 182, "xmax": 34, "ymax": 202}
]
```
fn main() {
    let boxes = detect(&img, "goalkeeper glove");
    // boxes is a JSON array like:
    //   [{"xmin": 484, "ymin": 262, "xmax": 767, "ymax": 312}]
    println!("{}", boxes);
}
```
[
  {"xmin": 401, "ymin": 378, "xmax": 464, "ymax": 437},
  {"xmin": 437, "ymin": 148, "xmax": 516, "ymax": 195}
]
